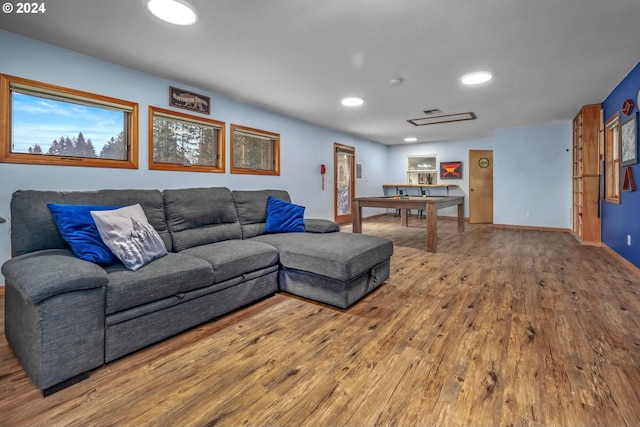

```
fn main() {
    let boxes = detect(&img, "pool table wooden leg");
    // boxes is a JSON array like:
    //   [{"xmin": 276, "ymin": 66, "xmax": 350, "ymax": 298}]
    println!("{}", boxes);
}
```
[
  {"xmin": 458, "ymin": 202, "xmax": 465, "ymax": 232},
  {"xmin": 352, "ymin": 201, "xmax": 362, "ymax": 233},
  {"xmin": 426, "ymin": 202, "xmax": 437, "ymax": 252}
]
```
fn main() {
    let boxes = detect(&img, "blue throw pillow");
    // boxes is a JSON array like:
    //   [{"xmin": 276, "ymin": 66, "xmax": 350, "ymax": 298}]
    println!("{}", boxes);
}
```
[
  {"xmin": 47, "ymin": 203, "xmax": 122, "ymax": 265},
  {"xmin": 264, "ymin": 196, "xmax": 305, "ymax": 233}
]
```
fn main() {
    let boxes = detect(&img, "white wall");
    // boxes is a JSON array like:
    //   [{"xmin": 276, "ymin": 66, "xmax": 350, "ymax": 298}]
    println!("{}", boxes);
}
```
[
  {"xmin": 0, "ymin": 30, "xmax": 387, "ymax": 267},
  {"xmin": 493, "ymin": 123, "xmax": 573, "ymax": 228},
  {"xmin": 0, "ymin": 30, "xmax": 573, "ymax": 273},
  {"xmin": 386, "ymin": 137, "xmax": 493, "ymax": 217},
  {"xmin": 386, "ymin": 122, "xmax": 572, "ymax": 226}
]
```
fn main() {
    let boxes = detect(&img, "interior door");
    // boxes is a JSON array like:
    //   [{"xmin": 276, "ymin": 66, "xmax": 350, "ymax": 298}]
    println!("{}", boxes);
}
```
[
  {"xmin": 469, "ymin": 150, "xmax": 493, "ymax": 223},
  {"xmin": 334, "ymin": 143, "xmax": 356, "ymax": 224}
]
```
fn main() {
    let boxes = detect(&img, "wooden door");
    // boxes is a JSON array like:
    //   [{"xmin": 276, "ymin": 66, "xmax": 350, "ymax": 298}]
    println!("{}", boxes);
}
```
[
  {"xmin": 334, "ymin": 143, "xmax": 356, "ymax": 224},
  {"xmin": 469, "ymin": 150, "xmax": 493, "ymax": 224}
]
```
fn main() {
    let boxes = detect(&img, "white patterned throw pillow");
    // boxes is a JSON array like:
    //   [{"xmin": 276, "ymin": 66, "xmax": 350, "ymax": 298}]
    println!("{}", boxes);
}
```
[{"xmin": 91, "ymin": 204, "xmax": 168, "ymax": 271}]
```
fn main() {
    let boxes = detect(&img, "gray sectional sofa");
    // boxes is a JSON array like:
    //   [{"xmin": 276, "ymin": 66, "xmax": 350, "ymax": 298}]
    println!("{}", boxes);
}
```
[{"xmin": 2, "ymin": 187, "xmax": 393, "ymax": 395}]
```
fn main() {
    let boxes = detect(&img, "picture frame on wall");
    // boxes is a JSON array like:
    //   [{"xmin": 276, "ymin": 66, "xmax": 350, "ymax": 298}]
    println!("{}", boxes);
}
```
[
  {"xmin": 440, "ymin": 161, "xmax": 463, "ymax": 179},
  {"xmin": 621, "ymin": 112, "xmax": 638, "ymax": 167}
]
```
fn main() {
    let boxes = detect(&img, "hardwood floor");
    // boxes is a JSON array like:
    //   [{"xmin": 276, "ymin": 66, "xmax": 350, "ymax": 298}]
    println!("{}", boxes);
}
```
[{"xmin": 2, "ymin": 215, "xmax": 640, "ymax": 426}]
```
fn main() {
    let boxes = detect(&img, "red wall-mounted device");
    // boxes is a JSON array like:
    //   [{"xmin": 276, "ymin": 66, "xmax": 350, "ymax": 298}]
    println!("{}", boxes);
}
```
[{"xmin": 320, "ymin": 164, "xmax": 326, "ymax": 190}]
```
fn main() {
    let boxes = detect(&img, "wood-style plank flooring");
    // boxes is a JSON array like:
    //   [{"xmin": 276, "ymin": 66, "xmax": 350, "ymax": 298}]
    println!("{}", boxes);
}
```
[{"xmin": 2, "ymin": 215, "xmax": 640, "ymax": 426}]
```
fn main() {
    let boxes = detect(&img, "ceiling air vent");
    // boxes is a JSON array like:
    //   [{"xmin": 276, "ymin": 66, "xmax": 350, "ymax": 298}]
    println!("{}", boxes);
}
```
[
  {"xmin": 408, "ymin": 112, "xmax": 476, "ymax": 126},
  {"xmin": 423, "ymin": 108, "xmax": 442, "ymax": 115}
]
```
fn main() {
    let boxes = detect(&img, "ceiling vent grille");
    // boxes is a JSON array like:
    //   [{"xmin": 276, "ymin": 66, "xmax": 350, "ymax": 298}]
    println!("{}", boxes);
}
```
[{"xmin": 408, "ymin": 112, "xmax": 476, "ymax": 126}]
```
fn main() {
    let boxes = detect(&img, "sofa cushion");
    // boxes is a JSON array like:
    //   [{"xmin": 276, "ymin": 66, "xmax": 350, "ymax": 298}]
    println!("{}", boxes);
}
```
[
  {"xmin": 250, "ymin": 232, "xmax": 393, "ymax": 282},
  {"xmin": 264, "ymin": 196, "xmax": 305, "ymax": 233},
  {"xmin": 104, "ymin": 252, "xmax": 213, "ymax": 315},
  {"xmin": 232, "ymin": 189, "xmax": 292, "ymax": 238},
  {"xmin": 303, "ymin": 218, "xmax": 340, "ymax": 233},
  {"xmin": 181, "ymin": 239, "xmax": 279, "ymax": 284},
  {"xmin": 10, "ymin": 189, "xmax": 170, "ymax": 257},
  {"xmin": 92, "ymin": 204, "xmax": 168, "ymax": 271},
  {"xmin": 163, "ymin": 187, "xmax": 242, "ymax": 251},
  {"xmin": 47, "ymin": 203, "xmax": 122, "ymax": 265}
]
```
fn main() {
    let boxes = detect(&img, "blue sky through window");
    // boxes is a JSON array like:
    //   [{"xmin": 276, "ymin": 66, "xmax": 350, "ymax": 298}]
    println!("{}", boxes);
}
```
[{"xmin": 11, "ymin": 92, "xmax": 124, "ymax": 154}]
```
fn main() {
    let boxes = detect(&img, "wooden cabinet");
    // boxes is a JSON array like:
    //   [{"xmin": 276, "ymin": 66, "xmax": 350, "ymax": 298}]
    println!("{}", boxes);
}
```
[{"xmin": 572, "ymin": 104, "xmax": 601, "ymax": 244}]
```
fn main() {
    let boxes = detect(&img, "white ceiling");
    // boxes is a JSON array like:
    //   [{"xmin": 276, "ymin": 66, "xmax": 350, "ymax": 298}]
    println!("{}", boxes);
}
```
[{"xmin": 1, "ymin": 0, "xmax": 639, "ymax": 145}]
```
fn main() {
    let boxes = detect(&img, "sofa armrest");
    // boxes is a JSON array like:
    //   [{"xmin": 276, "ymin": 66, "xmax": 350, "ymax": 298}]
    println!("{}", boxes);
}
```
[
  {"xmin": 2, "ymin": 248, "xmax": 109, "ymax": 393},
  {"xmin": 304, "ymin": 218, "xmax": 340, "ymax": 233},
  {"xmin": 1, "ymin": 249, "xmax": 109, "ymax": 304}
]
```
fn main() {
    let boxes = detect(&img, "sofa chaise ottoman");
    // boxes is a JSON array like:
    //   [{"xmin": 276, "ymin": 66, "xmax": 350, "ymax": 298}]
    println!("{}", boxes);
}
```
[{"xmin": 233, "ymin": 189, "xmax": 392, "ymax": 308}]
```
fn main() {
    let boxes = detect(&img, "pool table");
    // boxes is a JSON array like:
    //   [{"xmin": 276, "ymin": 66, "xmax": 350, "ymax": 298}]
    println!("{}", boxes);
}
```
[{"xmin": 352, "ymin": 195, "xmax": 465, "ymax": 252}]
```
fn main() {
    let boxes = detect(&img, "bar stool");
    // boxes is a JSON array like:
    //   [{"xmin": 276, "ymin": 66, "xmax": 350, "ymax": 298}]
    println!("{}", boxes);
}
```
[{"xmin": 416, "ymin": 189, "xmax": 430, "ymax": 218}]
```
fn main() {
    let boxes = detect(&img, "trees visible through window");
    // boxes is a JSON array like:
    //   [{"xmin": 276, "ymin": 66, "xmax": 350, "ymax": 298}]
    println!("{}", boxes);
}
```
[
  {"xmin": 231, "ymin": 124, "xmax": 280, "ymax": 175},
  {"xmin": 0, "ymin": 74, "xmax": 138, "ymax": 168},
  {"xmin": 149, "ymin": 106, "xmax": 225, "ymax": 173}
]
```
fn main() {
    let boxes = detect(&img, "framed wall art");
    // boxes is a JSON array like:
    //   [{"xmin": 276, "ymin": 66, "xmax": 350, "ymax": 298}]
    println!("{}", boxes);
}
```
[
  {"xmin": 440, "ymin": 161, "xmax": 463, "ymax": 179},
  {"xmin": 169, "ymin": 86, "xmax": 211, "ymax": 115},
  {"xmin": 621, "ymin": 112, "xmax": 638, "ymax": 167}
]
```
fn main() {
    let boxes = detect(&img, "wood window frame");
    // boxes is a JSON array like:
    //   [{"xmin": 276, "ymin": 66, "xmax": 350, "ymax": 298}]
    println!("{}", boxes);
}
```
[
  {"xmin": 334, "ymin": 142, "xmax": 356, "ymax": 224},
  {"xmin": 0, "ymin": 74, "xmax": 138, "ymax": 169},
  {"xmin": 604, "ymin": 112, "xmax": 621, "ymax": 204},
  {"xmin": 230, "ymin": 124, "xmax": 280, "ymax": 176},
  {"xmin": 148, "ymin": 106, "xmax": 225, "ymax": 173}
]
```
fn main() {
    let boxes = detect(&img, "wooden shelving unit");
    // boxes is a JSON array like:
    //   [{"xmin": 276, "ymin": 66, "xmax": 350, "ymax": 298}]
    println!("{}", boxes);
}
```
[{"xmin": 572, "ymin": 104, "xmax": 601, "ymax": 245}]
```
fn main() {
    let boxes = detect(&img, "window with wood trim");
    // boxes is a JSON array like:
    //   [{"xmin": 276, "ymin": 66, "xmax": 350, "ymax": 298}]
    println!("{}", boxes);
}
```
[
  {"xmin": 149, "ymin": 106, "xmax": 225, "ymax": 173},
  {"xmin": 0, "ymin": 74, "xmax": 138, "ymax": 168},
  {"xmin": 605, "ymin": 112, "xmax": 620, "ymax": 203},
  {"xmin": 230, "ymin": 124, "xmax": 280, "ymax": 175}
]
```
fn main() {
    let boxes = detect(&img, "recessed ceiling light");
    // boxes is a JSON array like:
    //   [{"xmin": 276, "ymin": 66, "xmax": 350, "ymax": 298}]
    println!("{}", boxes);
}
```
[
  {"xmin": 146, "ymin": 0, "xmax": 198, "ymax": 26},
  {"xmin": 341, "ymin": 97, "xmax": 364, "ymax": 107},
  {"xmin": 461, "ymin": 71, "xmax": 493, "ymax": 85},
  {"xmin": 404, "ymin": 137, "xmax": 417, "ymax": 142}
]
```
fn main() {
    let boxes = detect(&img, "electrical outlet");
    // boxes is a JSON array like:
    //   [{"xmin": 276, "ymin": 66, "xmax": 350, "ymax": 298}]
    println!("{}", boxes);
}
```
[{"xmin": 627, "ymin": 235, "xmax": 631, "ymax": 246}]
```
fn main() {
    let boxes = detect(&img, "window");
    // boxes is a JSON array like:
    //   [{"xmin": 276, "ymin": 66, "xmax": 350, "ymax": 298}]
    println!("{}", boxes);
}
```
[
  {"xmin": 0, "ymin": 74, "xmax": 138, "ymax": 168},
  {"xmin": 605, "ymin": 112, "xmax": 620, "ymax": 203},
  {"xmin": 230, "ymin": 124, "xmax": 280, "ymax": 175},
  {"xmin": 149, "ymin": 106, "xmax": 225, "ymax": 173}
]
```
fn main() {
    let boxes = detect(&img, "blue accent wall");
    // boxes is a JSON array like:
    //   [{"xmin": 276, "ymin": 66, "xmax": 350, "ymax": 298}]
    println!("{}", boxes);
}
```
[{"xmin": 601, "ymin": 61, "xmax": 640, "ymax": 267}]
